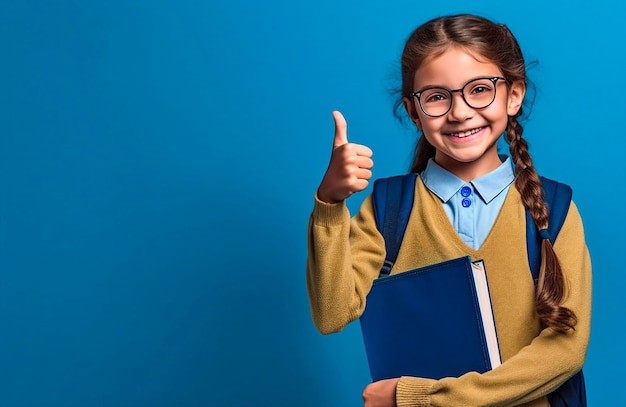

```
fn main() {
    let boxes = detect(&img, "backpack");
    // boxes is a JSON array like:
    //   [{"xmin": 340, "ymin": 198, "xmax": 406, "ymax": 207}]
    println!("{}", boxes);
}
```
[{"xmin": 371, "ymin": 173, "xmax": 586, "ymax": 407}]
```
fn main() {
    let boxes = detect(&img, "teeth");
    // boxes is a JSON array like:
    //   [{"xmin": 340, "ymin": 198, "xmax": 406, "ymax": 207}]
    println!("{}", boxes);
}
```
[{"xmin": 449, "ymin": 127, "xmax": 482, "ymax": 138}]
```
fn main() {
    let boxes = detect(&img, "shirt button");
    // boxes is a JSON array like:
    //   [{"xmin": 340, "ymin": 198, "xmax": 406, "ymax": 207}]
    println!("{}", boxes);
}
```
[
  {"xmin": 461, "ymin": 186, "xmax": 472, "ymax": 197},
  {"xmin": 462, "ymin": 198, "xmax": 472, "ymax": 208}
]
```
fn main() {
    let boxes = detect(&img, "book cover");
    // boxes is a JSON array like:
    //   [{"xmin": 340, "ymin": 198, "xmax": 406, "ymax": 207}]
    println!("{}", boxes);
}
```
[{"xmin": 359, "ymin": 256, "xmax": 501, "ymax": 381}]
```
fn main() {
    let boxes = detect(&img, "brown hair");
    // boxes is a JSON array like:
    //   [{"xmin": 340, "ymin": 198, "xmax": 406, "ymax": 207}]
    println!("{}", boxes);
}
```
[{"xmin": 397, "ymin": 14, "xmax": 576, "ymax": 333}]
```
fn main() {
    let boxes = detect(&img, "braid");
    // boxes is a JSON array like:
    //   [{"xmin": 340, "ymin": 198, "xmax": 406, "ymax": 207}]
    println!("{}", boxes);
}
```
[
  {"xmin": 507, "ymin": 114, "xmax": 577, "ymax": 333},
  {"xmin": 507, "ymin": 113, "xmax": 548, "ymax": 227}
]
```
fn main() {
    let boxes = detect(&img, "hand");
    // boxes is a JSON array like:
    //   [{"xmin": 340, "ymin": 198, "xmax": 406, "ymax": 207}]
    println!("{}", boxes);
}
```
[
  {"xmin": 317, "ymin": 111, "xmax": 374, "ymax": 203},
  {"xmin": 362, "ymin": 378, "xmax": 399, "ymax": 407}
]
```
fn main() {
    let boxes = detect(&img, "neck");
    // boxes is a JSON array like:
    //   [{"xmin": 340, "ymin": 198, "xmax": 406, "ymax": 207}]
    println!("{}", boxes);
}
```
[{"xmin": 433, "ymin": 153, "xmax": 503, "ymax": 182}]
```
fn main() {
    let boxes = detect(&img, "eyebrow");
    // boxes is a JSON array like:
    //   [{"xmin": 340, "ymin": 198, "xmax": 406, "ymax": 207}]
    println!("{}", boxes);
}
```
[{"xmin": 415, "ymin": 75, "xmax": 502, "ymax": 92}]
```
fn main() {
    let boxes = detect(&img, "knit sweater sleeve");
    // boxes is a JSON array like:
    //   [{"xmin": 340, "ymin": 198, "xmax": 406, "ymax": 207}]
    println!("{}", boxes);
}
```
[
  {"xmin": 396, "ymin": 202, "xmax": 592, "ymax": 407},
  {"xmin": 306, "ymin": 192, "xmax": 385, "ymax": 334}
]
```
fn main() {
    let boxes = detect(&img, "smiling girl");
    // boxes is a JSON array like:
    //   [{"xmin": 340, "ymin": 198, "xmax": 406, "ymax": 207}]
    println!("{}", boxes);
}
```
[{"xmin": 307, "ymin": 14, "xmax": 591, "ymax": 407}]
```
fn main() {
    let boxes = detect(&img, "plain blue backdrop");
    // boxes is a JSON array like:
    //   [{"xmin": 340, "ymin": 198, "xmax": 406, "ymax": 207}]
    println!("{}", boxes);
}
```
[{"xmin": 1, "ymin": 1, "xmax": 624, "ymax": 406}]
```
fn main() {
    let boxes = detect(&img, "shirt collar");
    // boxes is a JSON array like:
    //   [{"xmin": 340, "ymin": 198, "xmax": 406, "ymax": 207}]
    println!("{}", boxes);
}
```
[{"xmin": 421, "ymin": 156, "xmax": 515, "ymax": 204}]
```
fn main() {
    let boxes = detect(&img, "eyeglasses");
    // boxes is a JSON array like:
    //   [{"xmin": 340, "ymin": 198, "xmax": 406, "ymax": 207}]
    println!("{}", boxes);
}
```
[{"xmin": 410, "ymin": 77, "xmax": 507, "ymax": 118}]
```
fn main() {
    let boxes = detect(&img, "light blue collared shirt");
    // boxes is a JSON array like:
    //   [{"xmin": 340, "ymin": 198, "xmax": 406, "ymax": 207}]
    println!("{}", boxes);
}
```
[{"xmin": 421, "ymin": 156, "xmax": 515, "ymax": 250}]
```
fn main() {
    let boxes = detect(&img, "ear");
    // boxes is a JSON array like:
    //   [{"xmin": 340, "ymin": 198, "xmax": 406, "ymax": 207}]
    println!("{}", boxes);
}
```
[
  {"xmin": 507, "ymin": 80, "xmax": 526, "ymax": 116},
  {"xmin": 402, "ymin": 96, "xmax": 422, "ymax": 131}
]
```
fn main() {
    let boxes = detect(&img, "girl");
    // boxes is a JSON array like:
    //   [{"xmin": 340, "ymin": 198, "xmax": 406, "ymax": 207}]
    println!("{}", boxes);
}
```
[{"xmin": 306, "ymin": 14, "xmax": 591, "ymax": 407}]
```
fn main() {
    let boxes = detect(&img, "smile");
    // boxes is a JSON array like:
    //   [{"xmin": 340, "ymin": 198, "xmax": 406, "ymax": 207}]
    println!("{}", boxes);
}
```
[{"xmin": 446, "ymin": 126, "xmax": 485, "ymax": 138}]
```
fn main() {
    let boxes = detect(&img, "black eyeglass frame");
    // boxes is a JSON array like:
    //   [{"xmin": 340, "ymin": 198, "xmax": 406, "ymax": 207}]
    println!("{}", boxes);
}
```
[{"xmin": 409, "ymin": 76, "xmax": 508, "ymax": 118}]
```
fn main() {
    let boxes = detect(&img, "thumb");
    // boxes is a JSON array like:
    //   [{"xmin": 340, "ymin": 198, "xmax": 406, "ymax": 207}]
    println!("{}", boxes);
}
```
[{"xmin": 332, "ymin": 110, "xmax": 348, "ymax": 149}]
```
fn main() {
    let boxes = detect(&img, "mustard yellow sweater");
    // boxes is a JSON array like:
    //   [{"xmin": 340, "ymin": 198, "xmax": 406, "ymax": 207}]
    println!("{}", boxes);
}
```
[{"xmin": 306, "ymin": 177, "xmax": 591, "ymax": 407}]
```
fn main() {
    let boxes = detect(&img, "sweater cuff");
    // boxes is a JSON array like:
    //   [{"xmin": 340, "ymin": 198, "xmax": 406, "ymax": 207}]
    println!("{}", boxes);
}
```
[
  {"xmin": 312, "ymin": 191, "xmax": 349, "ymax": 227},
  {"xmin": 396, "ymin": 376, "xmax": 436, "ymax": 407}
]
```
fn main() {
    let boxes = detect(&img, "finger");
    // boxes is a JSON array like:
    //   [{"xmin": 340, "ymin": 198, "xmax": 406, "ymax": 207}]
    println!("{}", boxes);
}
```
[
  {"xmin": 353, "ymin": 144, "xmax": 374, "ymax": 159},
  {"xmin": 332, "ymin": 110, "xmax": 348, "ymax": 149},
  {"xmin": 337, "ymin": 143, "xmax": 372, "ymax": 160},
  {"xmin": 352, "ymin": 178, "xmax": 370, "ymax": 192},
  {"xmin": 353, "ymin": 168, "xmax": 373, "ymax": 180},
  {"xmin": 354, "ymin": 156, "xmax": 374, "ymax": 170}
]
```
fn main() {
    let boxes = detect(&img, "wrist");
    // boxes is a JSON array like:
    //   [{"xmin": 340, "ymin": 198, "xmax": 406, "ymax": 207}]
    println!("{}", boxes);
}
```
[{"xmin": 316, "ymin": 186, "xmax": 340, "ymax": 204}]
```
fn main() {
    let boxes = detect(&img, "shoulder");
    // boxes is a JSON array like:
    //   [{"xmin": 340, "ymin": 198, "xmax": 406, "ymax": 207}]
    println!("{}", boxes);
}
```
[{"xmin": 539, "ymin": 176, "xmax": 573, "ymax": 194}]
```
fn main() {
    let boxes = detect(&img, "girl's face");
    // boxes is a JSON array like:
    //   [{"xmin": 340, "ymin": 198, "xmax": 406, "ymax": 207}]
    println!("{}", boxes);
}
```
[{"xmin": 403, "ymin": 46, "xmax": 525, "ymax": 181}]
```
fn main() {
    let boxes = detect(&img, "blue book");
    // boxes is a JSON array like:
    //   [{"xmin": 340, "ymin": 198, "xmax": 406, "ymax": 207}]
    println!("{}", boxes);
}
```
[{"xmin": 359, "ymin": 256, "xmax": 501, "ymax": 381}]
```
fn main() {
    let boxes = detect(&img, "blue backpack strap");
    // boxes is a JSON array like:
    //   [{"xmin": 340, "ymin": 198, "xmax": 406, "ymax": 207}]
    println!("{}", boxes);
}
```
[
  {"xmin": 525, "ymin": 176, "xmax": 573, "ymax": 282},
  {"xmin": 372, "ymin": 173, "xmax": 417, "ymax": 276},
  {"xmin": 526, "ymin": 177, "xmax": 586, "ymax": 407}
]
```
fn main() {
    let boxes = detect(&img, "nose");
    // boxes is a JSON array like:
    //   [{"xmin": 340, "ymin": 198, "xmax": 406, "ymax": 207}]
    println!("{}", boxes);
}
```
[{"xmin": 447, "ymin": 91, "xmax": 473, "ymax": 122}]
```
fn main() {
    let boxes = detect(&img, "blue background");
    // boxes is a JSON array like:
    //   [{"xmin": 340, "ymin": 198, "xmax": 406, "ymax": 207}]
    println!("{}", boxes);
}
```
[{"xmin": 1, "ymin": 1, "xmax": 624, "ymax": 406}]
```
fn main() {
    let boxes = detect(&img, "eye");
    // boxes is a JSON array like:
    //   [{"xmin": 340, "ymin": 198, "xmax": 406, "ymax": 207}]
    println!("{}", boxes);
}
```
[
  {"xmin": 422, "ymin": 89, "xmax": 449, "ymax": 104},
  {"xmin": 469, "ymin": 85, "xmax": 492, "ymax": 95},
  {"xmin": 426, "ymin": 94, "xmax": 446, "ymax": 103}
]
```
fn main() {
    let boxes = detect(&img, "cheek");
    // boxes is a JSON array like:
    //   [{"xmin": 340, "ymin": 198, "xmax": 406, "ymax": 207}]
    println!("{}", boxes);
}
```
[
  {"xmin": 482, "ymin": 106, "xmax": 511, "ymax": 137},
  {"xmin": 482, "ymin": 100, "xmax": 510, "ymax": 122},
  {"xmin": 495, "ymin": 94, "xmax": 512, "ymax": 115},
  {"xmin": 418, "ymin": 118, "xmax": 445, "ymax": 138}
]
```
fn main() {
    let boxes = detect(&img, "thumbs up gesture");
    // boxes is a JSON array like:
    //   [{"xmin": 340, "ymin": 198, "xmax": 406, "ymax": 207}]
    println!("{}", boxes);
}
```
[{"xmin": 317, "ymin": 111, "xmax": 374, "ymax": 204}]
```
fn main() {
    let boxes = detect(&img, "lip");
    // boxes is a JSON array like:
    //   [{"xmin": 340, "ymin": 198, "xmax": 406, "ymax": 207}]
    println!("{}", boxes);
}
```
[{"xmin": 444, "ymin": 126, "xmax": 486, "ymax": 141}]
